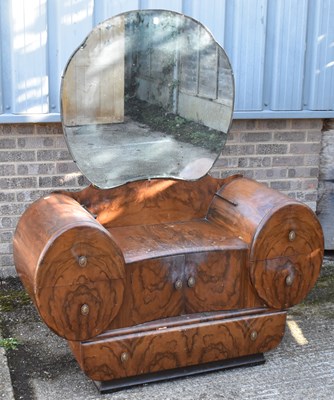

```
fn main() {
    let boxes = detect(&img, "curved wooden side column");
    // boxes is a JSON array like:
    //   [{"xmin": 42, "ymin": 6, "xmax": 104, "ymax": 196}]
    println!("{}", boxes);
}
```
[
  {"xmin": 13, "ymin": 194, "xmax": 125, "ymax": 341},
  {"xmin": 207, "ymin": 177, "xmax": 324, "ymax": 309}
]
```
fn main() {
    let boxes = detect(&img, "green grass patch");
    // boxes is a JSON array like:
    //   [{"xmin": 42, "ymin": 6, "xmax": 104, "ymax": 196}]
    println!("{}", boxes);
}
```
[
  {"xmin": 0, "ymin": 289, "xmax": 31, "ymax": 312},
  {"xmin": 126, "ymin": 98, "xmax": 226, "ymax": 153},
  {"xmin": 0, "ymin": 337, "xmax": 20, "ymax": 351}
]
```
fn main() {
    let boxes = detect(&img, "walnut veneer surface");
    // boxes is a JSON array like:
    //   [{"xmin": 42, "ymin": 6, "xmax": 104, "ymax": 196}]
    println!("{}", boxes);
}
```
[{"xmin": 13, "ymin": 174, "xmax": 324, "ymax": 383}]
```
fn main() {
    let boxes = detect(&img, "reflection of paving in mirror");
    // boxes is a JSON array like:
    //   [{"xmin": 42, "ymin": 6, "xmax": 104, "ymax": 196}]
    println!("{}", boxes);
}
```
[{"xmin": 66, "ymin": 116, "xmax": 218, "ymax": 187}]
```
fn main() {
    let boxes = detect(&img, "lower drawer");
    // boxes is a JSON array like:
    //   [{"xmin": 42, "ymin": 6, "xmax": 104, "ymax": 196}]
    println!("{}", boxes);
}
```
[{"xmin": 69, "ymin": 309, "xmax": 286, "ymax": 381}]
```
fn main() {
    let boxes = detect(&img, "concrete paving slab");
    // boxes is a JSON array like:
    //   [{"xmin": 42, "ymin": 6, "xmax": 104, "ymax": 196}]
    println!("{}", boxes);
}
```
[
  {"xmin": 0, "ymin": 335, "xmax": 15, "ymax": 400},
  {"xmin": 9, "ymin": 304, "xmax": 334, "ymax": 400}
]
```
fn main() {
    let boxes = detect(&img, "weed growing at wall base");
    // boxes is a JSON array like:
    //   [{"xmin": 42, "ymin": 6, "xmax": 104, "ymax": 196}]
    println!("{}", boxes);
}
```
[{"xmin": 0, "ymin": 337, "xmax": 19, "ymax": 350}]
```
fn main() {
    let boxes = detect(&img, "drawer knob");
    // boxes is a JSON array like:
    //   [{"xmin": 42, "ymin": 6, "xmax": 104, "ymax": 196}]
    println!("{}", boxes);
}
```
[
  {"xmin": 80, "ymin": 304, "xmax": 89, "ymax": 316},
  {"xmin": 288, "ymin": 230, "xmax": 296, "ymax": 242},
  {"xmin": 120, "ymin": 352, "xmax": 129, "ymax": 363},
  {"xmin": 174, "ymin": 279, "xmax": 183, "ymax": 290},
  {"xmin": 250, "ymin": 331, "xmax": 258, "ymax": 341},
  {"xmin": 187, "ymin": 276, "xmax": 196, "ymax": 288},
  {"xmin": 78, "ymin": 255, "xmax": 87, "ymax": 267},
  {"xmin": 285, "ymin": 274, "xmax": 294, "ymax": 286}
]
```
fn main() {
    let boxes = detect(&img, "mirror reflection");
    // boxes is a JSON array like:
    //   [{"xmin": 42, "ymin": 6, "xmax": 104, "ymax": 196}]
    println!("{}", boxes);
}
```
[{"xmin": 61, "ymin": 10, "xmax": 234, "ymax": 188}]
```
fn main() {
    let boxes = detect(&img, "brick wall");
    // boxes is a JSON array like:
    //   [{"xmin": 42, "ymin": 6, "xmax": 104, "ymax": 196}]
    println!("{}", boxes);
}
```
[
  {"xmin": 211, "ymin": 119, "xmax": 322, "ymax": 209},
  {"xmin": 0, "ymin": 119, "xmax": 323, "ymax": 276},
  {"xmin": 0, "ymin": 123, "xmax": 87, "ymax": 277}
]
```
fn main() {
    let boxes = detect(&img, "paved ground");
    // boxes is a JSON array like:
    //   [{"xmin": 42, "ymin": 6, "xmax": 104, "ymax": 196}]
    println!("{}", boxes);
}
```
[
  {"xmin": 0, "ymin": 340, "xmax": 14, "ymax": 399},
  {"xmin": 1, "ymin": 255, "xmax": 333, "ymax": 400}
]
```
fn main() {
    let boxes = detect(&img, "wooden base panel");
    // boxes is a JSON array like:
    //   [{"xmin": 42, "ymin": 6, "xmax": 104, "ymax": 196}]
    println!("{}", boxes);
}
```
[
  {"xmin": 69, "ymin": 310, "xmax": 286, "ymax": 384},
  {"xmin": 94, "ymin": 353, "xmax": 266, "ymax": 394}
]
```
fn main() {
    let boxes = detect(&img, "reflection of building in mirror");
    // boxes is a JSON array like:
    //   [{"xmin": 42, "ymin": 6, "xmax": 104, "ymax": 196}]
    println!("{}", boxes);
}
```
[
  {"xmin": 125, "ymin": 11, "xmax": 233, "ymax": 134},
  {"xmin": 62, "ymin": 17, "xmax": 125, "ymax": 127}
]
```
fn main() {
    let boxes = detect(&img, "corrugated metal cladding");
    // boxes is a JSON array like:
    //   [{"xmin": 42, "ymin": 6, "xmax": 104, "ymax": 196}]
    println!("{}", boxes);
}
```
[{"xmin": 0, "ymin": 0, "xmax": 333, "ymax": 122}]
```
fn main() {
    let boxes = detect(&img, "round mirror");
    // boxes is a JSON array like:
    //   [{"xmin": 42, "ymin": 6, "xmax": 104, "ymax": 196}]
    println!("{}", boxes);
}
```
[{"xmin": 61, "ymin": 10, "xmax": 234, "ymax": 189}]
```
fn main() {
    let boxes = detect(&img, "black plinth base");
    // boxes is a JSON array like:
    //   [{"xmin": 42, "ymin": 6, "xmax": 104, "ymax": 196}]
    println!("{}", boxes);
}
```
[{"xmin": 94, "ymin": 353, "xmax": 265, "ymax": 394}]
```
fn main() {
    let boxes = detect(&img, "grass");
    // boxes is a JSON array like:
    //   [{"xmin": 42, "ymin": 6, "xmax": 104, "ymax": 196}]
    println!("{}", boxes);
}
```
[
  {"xmin": 0, "ymin": 337, "xmax": 20, "ymax": 351},
  {"xmin": 125, "ymin": 98, "xmax": 226, "ymax": 153},
  {"xmin": 0, "ymin": 286, "xmax": 31, "ymax": 312},
  {"xmin": 0, "ymin": 281, "xmax": 29, "ymax": 352}
]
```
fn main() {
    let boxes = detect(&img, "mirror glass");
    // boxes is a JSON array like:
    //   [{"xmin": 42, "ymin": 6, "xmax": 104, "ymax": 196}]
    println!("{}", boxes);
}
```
[{"xmin": 61, "ymin": 10, "xmax": 234, "ymax": 188}]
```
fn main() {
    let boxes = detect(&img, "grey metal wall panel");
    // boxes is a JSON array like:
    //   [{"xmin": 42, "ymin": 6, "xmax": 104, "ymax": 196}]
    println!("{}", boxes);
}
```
[
  {"xmin": 9, "ymin": 0, "xmax": 49, "ymax": 114},
  {"xmin": 0, "ymin": 42, "xmax": 3, "ymax": 115},
  {"xmin": 0, "ymin": 0, "xmax": 333, "ymax": 121},
  {"xmin": 0, "ymin": 2, "xmax": 13, "ymax": 115},
  {"xmin": 93, "ymin": 0, "xmax": 140, "ymax": 24},
  {"xmin": 183, "ymin": 0, "xmax": 226, "ymax": 46},
  {"xmin": 47, "ymin": 1, "xmax": 94, "ymax": 114},
  {"xmin": 305, "ymin": 0, "xmax": 334, "ymax": 110},
  {"xmin": 140, "ymin": 0, "xmax": 182, "ymax": 11},
  {"xmin": 0, "ymin": 63, "xmax": 3, "ymax": 114},
  {"xmin": 266, "ymin": 0, "xmax": 308, "ymax": 111},
  {"xmin": 225, "ymin": 0, "xmax": 268, "ymax": 111}
]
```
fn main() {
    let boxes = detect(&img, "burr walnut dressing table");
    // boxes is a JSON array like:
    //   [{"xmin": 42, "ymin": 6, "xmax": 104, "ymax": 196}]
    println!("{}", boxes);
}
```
[{"xmin": 13, "ymin": 10, "xmax": 324, "ymax": 393}]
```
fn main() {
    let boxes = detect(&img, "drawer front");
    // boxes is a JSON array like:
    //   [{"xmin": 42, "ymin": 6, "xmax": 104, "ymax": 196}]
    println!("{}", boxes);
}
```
[
  {"xmin": 110, "ymin": 248, "xmax": 249, "ymax": 329},
  {"xmin": 110, "ymin": 255, "xmax": 184, "ymax": 328},
  {"xmin": 184, "ymin": 250, "xmax": 246, "ymax": 313},
  {"xmin": 80, "ymin": 311, "xmax": 286, "ymax": 381},
  {"xmin": 250, "ymin": 250, "xmax": 323, "ymax": 309}
]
